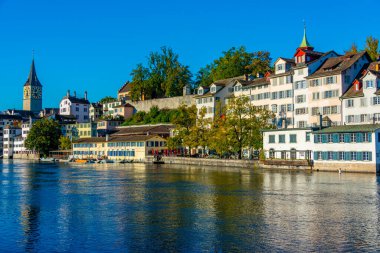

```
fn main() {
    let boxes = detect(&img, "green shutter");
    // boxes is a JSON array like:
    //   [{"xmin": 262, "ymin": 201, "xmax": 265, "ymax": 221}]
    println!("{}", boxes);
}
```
[
  {"xmin": 357, "ymin": 152, "xmax": 363, "ymax": 161},
  {"xmin": 368, "ymin": 133, "xmax": 372, "ymax": 142},
  {"xmin": 322, "ymin": 152, "xmax": 328, "ymax": 160},
  {"xmin": 344, "ymin": 134, "xmax": 350, "ymax": 143},
  {"xmin": 314, "ymin": 152, "xmax": 318, "ymax": 160},
  {"xmin": 333, "ymin": 134, "xmax": 339, "ymax": 143},
  {"xmin": 314, "ymin": 134, "xmax": 318, "ymax": 143},
  {"xmin": 369, "ymin": 152, "xmax": 372, "ymax": 161},
  {"xmin": 356, "ymin": 133, "xmax": 362, "ymax": 143},
  {"xmin": 345, "ymin": 152, "xmax": 351, "ymax": 161},
  {"xmin": 333, "ymin": 152, "xmax": 338, "ymax": 160},
  {"xmin": 322, "ymin": 134, "xmax": 327, "ymax": 143}
]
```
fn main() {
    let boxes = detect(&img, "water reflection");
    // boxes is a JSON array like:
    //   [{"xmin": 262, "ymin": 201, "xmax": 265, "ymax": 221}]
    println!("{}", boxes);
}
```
[{"xmin": 0, "ymin": 161, "xmax": 379, "ymax": 252}]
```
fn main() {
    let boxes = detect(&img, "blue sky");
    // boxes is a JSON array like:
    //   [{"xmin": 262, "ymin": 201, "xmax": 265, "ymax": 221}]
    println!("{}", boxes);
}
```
[{"xmin": 0, "ymin": 0, "xmax": 379, "ymax": 110}]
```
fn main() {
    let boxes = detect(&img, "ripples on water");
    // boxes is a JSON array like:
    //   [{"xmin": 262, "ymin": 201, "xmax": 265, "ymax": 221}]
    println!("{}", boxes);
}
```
[{"xmin": 0, "ymin": 160, "xmax": 379, "ymax": 252}]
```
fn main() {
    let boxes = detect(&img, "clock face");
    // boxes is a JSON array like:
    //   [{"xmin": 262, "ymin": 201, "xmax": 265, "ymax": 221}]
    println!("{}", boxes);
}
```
[
  {"xmin": 31, "ymin": 86, "xmax": 42, "ymax": 99},
  {"xmin": 24, "ymin": 87, "xmax": 30, "ymax": 99}
]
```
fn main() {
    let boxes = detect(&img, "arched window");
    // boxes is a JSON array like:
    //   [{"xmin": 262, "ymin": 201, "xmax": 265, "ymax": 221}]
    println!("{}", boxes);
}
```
[
  {"xmin": 290, "ymin": 148, "xmax": 297, "ymax": 160},
  {"xmin": 269, "ymin": 149, "xmax": 275, "ymax": 159}
]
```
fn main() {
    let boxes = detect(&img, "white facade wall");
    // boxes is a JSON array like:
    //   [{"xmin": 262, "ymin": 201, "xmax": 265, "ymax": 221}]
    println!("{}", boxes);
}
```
[
  {"xmin": 343, "ymin": 72, "xmax": 380, "ymax": 124},
  {"xmin": 60, "ymin": 98, "xmax": 90, "ymax": 123}
]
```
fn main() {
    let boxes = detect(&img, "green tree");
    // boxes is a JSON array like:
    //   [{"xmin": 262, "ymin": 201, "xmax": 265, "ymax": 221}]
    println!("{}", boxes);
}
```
[
  {"xmin": 130, "ymin": 47, "xmax": 192, "ymax": 100},
  {"xmin": 186, "ymin": 107, "xmax": 210, "ymax": 155},
  {"xmin": 195, "ymin": 46, "xmax": 272, "ymax": 87},
  {"xmin": 25, "ymin": 119, "xmax": 62, "ymax": 156},
  {"xmin": 345, "ymin": 43, "xmax": 359, "ymax": 55},
  {"xmin": 99, "ymin": 96, "xmax": 117, "ymax": 104},
  {"xmin": 224, "ymin": 96, "xmax": 274, "ymax": 159},
  {"xmin": 365, "ymin": 36, "xmax": 379, "ymax": 61},
  {"xmin": 59, "ymin": 136, "xmax": 72, "ymax": 150}
]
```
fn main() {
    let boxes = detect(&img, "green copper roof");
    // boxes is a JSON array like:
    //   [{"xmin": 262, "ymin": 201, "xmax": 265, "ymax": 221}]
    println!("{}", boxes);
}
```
[
  {"xmin": 313, "ymin": 124, "xmax": 380, "ymax": 134},
  {"xmin": 300, "ymin": 27, "xmax": 312, "ymax": 48}
]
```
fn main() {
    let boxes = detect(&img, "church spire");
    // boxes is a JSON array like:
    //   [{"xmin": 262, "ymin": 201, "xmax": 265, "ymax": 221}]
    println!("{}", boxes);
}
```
[
  {"xmin": 299, "ymin": 23, "xmax": 313, "ymax": 50},
  {"xmin": 24, "ymin": 59, "xmax": 42, "ymax": 87}
]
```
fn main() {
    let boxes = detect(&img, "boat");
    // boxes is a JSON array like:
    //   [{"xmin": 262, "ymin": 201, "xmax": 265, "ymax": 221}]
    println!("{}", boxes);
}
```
[
  {"xmin": 75, "ymin": 159, "xmax": 88, "ymax": 164},
  {"xmin": 40, "ymin": 157, "xmax": 56, "ymax": 162},
  {"xmin": 96, "ymin": 159, "xmax": 114, "ymax": 164},
  {"xmin": 119, "ymin": 159, "xmax": 133, "ymax": 164}
]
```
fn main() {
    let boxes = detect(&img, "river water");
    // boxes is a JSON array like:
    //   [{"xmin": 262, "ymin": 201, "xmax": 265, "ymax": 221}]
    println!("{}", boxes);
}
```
[{"xmin": 0, "ymin": 160, "xmax": 379, "ymax": 252}]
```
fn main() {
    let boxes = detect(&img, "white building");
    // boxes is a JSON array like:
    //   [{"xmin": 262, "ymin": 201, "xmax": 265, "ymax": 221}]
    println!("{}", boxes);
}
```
[
  {"xmin": 262, "ymin": 123, "xmax": 380, "ymax": 173},
  {"xmin": 59, "ymin": 90, "xmax": 90, "ymax": 123},
  {"xmin": 3, "ymin": 125, "xmax": 21, "ymax": 159},
  {"xmin": 342, "ymin": 62, "xmax": 380, "ymax": 124}
]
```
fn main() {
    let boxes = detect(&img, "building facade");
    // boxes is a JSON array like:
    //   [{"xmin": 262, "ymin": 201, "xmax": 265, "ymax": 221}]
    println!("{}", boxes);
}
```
[
  {"xmin": 23, "ymin": 59, "xmax": 42, "ymax": 113},
  {"xmin": 59, "ymin": 90, "xmax": 90, "ymax": 123}
]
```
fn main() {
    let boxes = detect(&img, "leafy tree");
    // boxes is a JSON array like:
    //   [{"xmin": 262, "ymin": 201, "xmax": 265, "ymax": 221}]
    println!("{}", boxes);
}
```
[
  {"xmin": 99, "ymin": 96, "xmax": 117, "ymax": 104},
  {"xmin": 195, "ymin": 46, "xmax": 272, "ymax": 87},
  {"xmin": 224, "ymin": 96, "xmax": 274, "ymax": 159},
  {"xmin": 208, "ymin": 115, "xmax": 232, "ymax": 157},
  {"xmin": 25, "ymin": 119, "xmax": 61, "ymax": 156},
  {"xmin": 365, "ymin": 36, "xmax": 379, "ymax": 61},
  {"xmin": 345, "ymin": 43, "xmax": 359, "ymax": 55},
  {"xmin": 186, "ymin": 107, "xmax": 210, "ymax": 154},
  {"xmin": 59, "ymin": 136, "xmax": 72, "ymax": 150},
  {"xmin": 130, "ymin": 47, "xmax": 192, "ymax": 100}
]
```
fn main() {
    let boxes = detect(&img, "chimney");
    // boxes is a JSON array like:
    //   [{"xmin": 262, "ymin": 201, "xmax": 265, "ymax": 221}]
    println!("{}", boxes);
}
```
[
  {"xmin": 84, "ymin": 91, "xmax": 88, "ymax": 100},
  {"xmin": 106, "ymin": 134, "xmax": 109, "ymax": 142},
  {"xmin": 318, "ymin": 113, "xmax": 323, "ymax": 129},
  {"xmin": 73, "ymin": 91, "xmax": 76, "ymax": 97},
  {"xmin": 376, "ymin": 64, "xmax": 379, "ymax": 72},
  {"xmin": 67, "ymin": 90, "xmax": 70, "ymax": 97},
  {"xmin": 244, "ymin": 74, "xmax": 249, "ymax": 81}
]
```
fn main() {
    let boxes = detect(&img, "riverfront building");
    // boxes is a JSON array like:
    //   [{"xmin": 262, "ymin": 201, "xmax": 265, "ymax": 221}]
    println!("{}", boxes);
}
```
[{"xmin": 59, "ymin": 90, "xmax": 90, "ymax": 123}]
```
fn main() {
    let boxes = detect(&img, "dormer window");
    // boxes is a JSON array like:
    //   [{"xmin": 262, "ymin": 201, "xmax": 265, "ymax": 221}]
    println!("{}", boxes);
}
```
[
  {"xmin": 198, "ymin": 88, "xmax": 204, "ymax": 95},
  {"xmin": 210, "ymin": 86, "xmax": 216, "ymax": 93},
  {"xmin": 277, "ymin": 64, "xmax": 283, "ymax": 71},
  {"xmin": 234, "ymin": 85, "xmax": 242, "ymax": 92}
]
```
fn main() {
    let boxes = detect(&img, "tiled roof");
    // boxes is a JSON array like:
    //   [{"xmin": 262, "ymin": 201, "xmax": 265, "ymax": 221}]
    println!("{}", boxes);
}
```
[
  {"xmin": 63, "ymin": 96, "xmax": 90, "ymax": 104},
  {"xmin": 113, "ymin": 124, "xmax": 173, "ymax": 136},
  {"xmin": 73, "ymin": 134, "xmax": 164, "ymax": 143},
  {"xmin": 24, "ymin": 60, "xmax": 42, "ymax": 87},
  {"xmin": 313, "ymin": 124, "xmax": 380, "ymax": 133},
  {"xmin": 118, "ymin": 82, "xmax": 133, "ymax": 93},
  {"xmin": 306, "ymin": 51, "xmax": 369, "ymax": 79},
  {"xmin": 235, "ymin": 77, "xmax": 269, "ymax": 87}
]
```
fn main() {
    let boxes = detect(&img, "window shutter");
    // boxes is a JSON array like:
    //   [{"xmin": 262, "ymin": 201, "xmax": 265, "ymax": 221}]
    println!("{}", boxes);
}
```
[
  {"xmin": 369, "ymin": 152, "xmax": 372, "ymax": 161},
  {"xmin": 333, "ymin": 134, "xmax": 339, "ymax": 143},
  {"xmin": 357, "ymin": 152, "xmax": 363, "ymax": 161},
  {"xmin": 322, "ymin": 134, "xmax": 327, "ymax": 143},
  {"xmin": 333, "ymin": 152, "xmax": 338, "ymax": 160},
  {"xmin": 345, "ymin": 152, "xmax": 350, "ymax": 161},
  {"xmin": 323, "ymin": 152, "xmax": 328, "ymax": 160},
  {"xmin": 323, "ymin": 77, "xmax": 326, "ymax": 85},
  {"xmin": 333, "ymin": 76, "xmax": 337, "ymax": 83},
  {"xmin": 369, "ymin": 133, "xmax": 372, "ymax": 142},
  {"xmin": 344, "ymin": 133, "xmax": 350, "ymax": 143},
  {"xmin": 356, "ymin": 133, "xmax": 362, "ymax": 143},
  {"xmin": 314, "ymin": 152, "xmax": 318, "ymax": 160},
  {"xmin": 314, "ymin": 134, "xmax": 318, "ymax": 143}
]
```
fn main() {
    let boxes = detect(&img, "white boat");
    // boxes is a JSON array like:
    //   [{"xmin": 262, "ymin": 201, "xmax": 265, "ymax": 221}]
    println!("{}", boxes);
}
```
[{"xmin": 40, "ymin": 157, "xmax": 56, "ymax": 162}]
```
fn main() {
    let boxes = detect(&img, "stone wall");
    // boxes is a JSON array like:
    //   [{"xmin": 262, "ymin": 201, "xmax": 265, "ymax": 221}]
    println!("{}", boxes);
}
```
[
  {"xmin": 129, "ymin": 95, "xmax": 195, "ymax": 112},
  {"xmin": 314, "ymin": 162, "xmax": 377, "ymax": 173},
  {"xmin": 13, "ymin": 153, "xmax": 40, "ymax": 160}
]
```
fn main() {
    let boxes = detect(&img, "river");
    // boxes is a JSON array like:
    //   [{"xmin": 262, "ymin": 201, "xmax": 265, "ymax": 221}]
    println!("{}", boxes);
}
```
[{"xmin": 0, "ymin": 160, "xmax": 379, "ymax": 252}]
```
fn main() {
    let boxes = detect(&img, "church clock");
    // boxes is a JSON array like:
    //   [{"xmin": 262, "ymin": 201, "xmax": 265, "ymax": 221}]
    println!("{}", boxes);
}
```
[{"xmin": 31, "ymin": 86, "xmax": 42, "ymax": 99}]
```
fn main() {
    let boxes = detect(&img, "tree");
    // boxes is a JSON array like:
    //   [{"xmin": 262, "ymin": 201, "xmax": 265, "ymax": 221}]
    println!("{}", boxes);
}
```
[
  {"xmin": 186, "ymin": 107, "xmax": 210, "ymax": 155},
  {"xmin": 25, "ymin": 119, "xmax": 62, "ymax": 156},
  {"xmin": 365, "ymin": 36, "xmax": 379, "ymax": 61},
  {"xmin": 129, "ymin": 47, "xmax": 192, "ymax": 100},
  {"xmin": 223, "ymin": 96, "xmax": 274, "ymax": 159},
  {"xmin": 99, "ymin": 96, "xmax": 117, "ymax": 104},
  {"xmin": 59, "ymin": 136, "xmax": 72, "ymax": 150},
  {"xmin": 345, "ymin": 43, "xmax": 359, "ymax": 55},
  {"xmin": 195, "ymin": 46, "xmax": 272, "ymax": 87}
]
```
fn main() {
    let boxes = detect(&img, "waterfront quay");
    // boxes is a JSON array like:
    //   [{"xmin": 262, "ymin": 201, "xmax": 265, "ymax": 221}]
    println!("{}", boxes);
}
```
[{"xmin": 1, "ymin": 160, "xmax": 379, "ymax": 252}]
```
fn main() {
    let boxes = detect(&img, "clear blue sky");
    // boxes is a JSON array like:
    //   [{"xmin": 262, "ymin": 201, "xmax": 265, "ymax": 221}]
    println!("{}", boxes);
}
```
[{"xmin": 0, "ymin": 0, "xmax": 379, "ymax": 110}]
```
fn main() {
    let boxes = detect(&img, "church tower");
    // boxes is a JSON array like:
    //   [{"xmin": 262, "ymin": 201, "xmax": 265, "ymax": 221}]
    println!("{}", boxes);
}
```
[{"xmin": 23, "ymin": 59, "xmax": 42, "ymax": 113}]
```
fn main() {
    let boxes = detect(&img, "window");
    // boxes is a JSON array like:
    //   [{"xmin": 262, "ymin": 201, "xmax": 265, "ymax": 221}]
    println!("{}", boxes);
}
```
[
  {"xmin": 312, "ymin": 92, "xmax": 320, "ymax": 100},
  {"xmin": 279, "ymin": 135, "xmax": 285, "ymax": 143},
  {"xmin": 351, "ymin": 152, "xmax": 357, "ymax": 161},
  {"xmin": 306, "ymin": 132, "xmax": 311, "ymax": 142},
  {"xmin": 279, "ymin": 77, "xmax": 284, "ymax": 85},
  {"xmin": 271, "ymin": 92, "xmax": 278, "ymax": 100},
  {"xmin": 210, "ymin": 86, "xmax": 216, "ymax": 93},
  {"xmin": 339, "ymin": 133, "xmax": 344, "ymax": 143},
  {"xmin": 76, "ymin": 107, "xmax": 79, "ymax": 112},
  {"xmin": 277, "ymin": 64, "xmax": 283, "ymax": 71},
  {"xmin": 234, "ymin": 85, "xmax": 242, "ymax": 92},
  {"xmin": 286, "ymin": 90, "xmax": 293, "ymax": 98},
  {"xmin": 323, "ymin": 90, "xmax": 339, "ymax": 99},
  {"xmin": 296, "ymin": 95, "xmax": 306, "ymax": 103},
  {"xmin": 271, "ymin": 104, "xmax": 277, "ymax": 113},
  {"xmin": 295, "ymin": 108, "xmax": 307, "ymax": 115},
  {"xmin": 289, "ymin": 134, "xmax": 297, "ymax": 143},
  {"xmin": 310, "ymin": 79, "xmax": 320, "ymax": 87},
  {"xmin": 298, "ymin": 121, "xmax": 306, "ymax": 128},
  {"xmin": 311, "ymin": 107, "xmax": 320, "ymax": 116},
  {"xmin": 287, "ymin": 104, "xmax": 293, "ymax": 112},
  {"xmin": 286, "ymin": 75, "xmax": 292, "ymax": 83},
  {"xmin": 280, "ymin": 104, "xmax": 287, "ymax": 112},
  {"xmin": 317, "ymin": 151, "xmax": 322, "ymax": 160},
  {"xmin": 295, "ymin": 80, "xmax": 307, "ymax": 89},
  {"xmin": 366, "ymin": 80, "xmax": 374, "ymax": 88},
  {"xmin": 346, "ymin": 99, "xmax": 354, "ymax": 108},
  {"xmin": 373, "ymin": 97, "xmax": 380, "ymax": 105},
  {"xmin": 272, "ymin": 78, "xmax": 278, "ymax": 86},
  {"xmin": 328, "ymin": 151, "xmax": 333, "ymax": 160},
  {"xmin": 198, "ymin": 89, "xmax": 203, "ymax": 95},
  {"xmin": 364, "ymin": 133, "xmax": 370, "ymax": 142},
  {"xmin": 351, "ymin": 133, "xmax": 356, "ymax": 143},
  {"xmin": 325, "ymin": 76, "xmax": 336, "ymax": 84},
  {"xmin": 269, "ymin": 149, "xmax": 275, "ymax": 158},
  {"xmin": 269, "ymin": 135, "xmax": 275, "ymax": 143}
]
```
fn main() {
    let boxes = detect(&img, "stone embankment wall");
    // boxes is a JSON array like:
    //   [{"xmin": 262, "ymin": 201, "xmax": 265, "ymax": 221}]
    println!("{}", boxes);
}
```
[
  {"xmin": 130, "ymin": 95, "xmax": 195, "ymax": 112},
  {"xmin": 13, "ymin": 154, "xmax": 40, "ymax": 160}
]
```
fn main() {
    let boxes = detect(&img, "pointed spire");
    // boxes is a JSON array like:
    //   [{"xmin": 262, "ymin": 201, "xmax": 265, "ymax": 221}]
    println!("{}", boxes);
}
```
[
  {"xmin": 24, "ymin": 58, "xmax": 42, "ymax": 87},
  {"xmin": 299, "ymin": 23, "xmax": 313, "ymax": 49}
]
